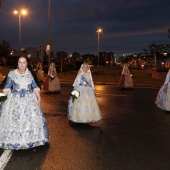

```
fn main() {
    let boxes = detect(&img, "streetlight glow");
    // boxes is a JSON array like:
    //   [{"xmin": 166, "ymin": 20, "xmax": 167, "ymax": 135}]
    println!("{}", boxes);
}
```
[
  {"xmin": 97, "ymin": 29, "xmax": 102, "ymax": 33},
  {"xmin": 13, "ymin": 10, "xmax": 18, "ymax": 15},
  {"xmin": 21, "ymin": 9, "xmax": 27, "ymax": 15},
  {"xmin": 13, "ymin": 9, "xmax": 27, "ymax": 16},
  {"xmin": 97, "ymin": 28, "xmax": 102, "ymax": 66}
]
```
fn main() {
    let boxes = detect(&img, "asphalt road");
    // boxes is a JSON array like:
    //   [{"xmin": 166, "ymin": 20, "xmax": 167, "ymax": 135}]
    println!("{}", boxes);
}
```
[{"xmin": 1, "ymin": 83, "xmax": 170, "ymax": 170}]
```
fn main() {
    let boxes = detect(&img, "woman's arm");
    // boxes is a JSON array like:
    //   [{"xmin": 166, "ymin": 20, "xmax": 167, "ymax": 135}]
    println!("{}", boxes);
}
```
[
  {"xmin": 3, "ymin": 73, "xmax": 13, "ymax": 95},
  {"xmin": 34, "ymin": 89, "xmax": 41, "ymax": 108}
]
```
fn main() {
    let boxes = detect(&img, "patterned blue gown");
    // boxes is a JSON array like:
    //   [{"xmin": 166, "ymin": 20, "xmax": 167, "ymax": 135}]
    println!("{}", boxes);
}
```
[
  {"xmin": 155, "ymin": 71, "xmax": 170, "ymax": 111},
  {"xmin": 0, "ymin": 69, "xmax": 50, "ymax": 150}
]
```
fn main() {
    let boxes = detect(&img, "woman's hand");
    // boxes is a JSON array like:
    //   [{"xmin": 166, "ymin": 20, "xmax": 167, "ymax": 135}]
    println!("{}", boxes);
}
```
[
  {"xmin": 35, "ymin": 90, "xmax": 41, "ymax": 108},
  {"xmin": 3, "ymin": 91, "xmax": 8, "ymax": 96},
  {"xmin": 84, "ymin": 80, "xmax": 91, "ymax": 87},
  {"xmin": 37, "ymin": 99, "xmax": 41, "ymax": 108}
]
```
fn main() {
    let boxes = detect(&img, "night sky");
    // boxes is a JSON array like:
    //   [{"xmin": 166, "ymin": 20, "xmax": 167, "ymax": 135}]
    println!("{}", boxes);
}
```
[{"xmin": 0, "ymin": 0, "xmax": 170, "ymax": 56}]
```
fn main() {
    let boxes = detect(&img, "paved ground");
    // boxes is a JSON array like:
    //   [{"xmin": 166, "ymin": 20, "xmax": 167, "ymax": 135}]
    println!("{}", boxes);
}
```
[{"xmin": 1, "ymin": 83, "xmax": 170, "ymax": 170}]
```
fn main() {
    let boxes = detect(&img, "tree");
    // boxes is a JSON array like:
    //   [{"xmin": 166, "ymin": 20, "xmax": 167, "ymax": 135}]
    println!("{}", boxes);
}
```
[
  {"xmin": 143, "ymin": 43, "xmax": 164, "ymax": 70},
  {"xmin": 0, "ymin": 40, "xmax": 12, "ymax": 57}
]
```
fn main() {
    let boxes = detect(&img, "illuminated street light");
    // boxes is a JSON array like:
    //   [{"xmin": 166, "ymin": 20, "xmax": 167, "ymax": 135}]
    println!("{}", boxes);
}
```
[
  {"xmin": 48, "ymin": 0, "xmax": 51, "ymax": 67},
  {"xmin": 13, "ymin": 9, "xmax": 28, "ymax": 50},
  {"xmin": 97, "ymin": 28, "xmax": 102, "ymax": 66},
  {"xmin": 163, "ymin": 52, "xmax": 168, "ymax": 68}
]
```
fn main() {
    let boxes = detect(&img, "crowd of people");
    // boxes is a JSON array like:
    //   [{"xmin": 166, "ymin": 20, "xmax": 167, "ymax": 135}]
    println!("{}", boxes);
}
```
[
  {"xmin": 0, "ymin": 56, "xmax": 168, "ymax": 169},
  {"xmin": 0, "ymin": 57, "xmax": 102, "ymax": 155}
]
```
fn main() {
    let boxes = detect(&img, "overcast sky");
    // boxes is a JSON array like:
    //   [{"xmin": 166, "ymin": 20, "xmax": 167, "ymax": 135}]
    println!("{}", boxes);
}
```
[{"xmin": 0, "ymin": 0, "xmax": 169, "ymax": 56}]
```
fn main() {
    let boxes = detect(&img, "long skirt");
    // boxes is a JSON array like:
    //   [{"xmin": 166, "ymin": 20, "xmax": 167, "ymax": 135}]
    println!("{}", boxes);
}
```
[
  {"xmin": 68, "ymin": 85, "xmax": 102, "ymax": 123},
  {"xmin": 43, "ymin": 76, "xmax": 61, "ymax": 92},
  {"xmin": 155, "ymin": 83, "xmax": 170, "ymax": 111},
  {"xmin": 0, "ymin": 91, "xmax": 50, "ymax": 150}
]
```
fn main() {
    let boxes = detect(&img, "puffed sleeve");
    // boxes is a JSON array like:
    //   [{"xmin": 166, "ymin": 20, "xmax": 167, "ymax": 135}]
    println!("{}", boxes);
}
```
[
  {"xmin": 3, "ymin": 72, "xmax": 13, "ymax": 93},
  {"xmin": 31, "ymin": 79, "xmax": 40, "ymax": 92}
]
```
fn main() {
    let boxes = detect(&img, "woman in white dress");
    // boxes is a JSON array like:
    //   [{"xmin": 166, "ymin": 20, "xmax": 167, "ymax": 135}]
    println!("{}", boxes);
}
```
[
  {"xmin": 43, "ymin": 62, "xmax": 61, "ymax": 92},
  {"xmin": 68, "ymin": 62, "xmax": 102, "ymax": 123},
  {"xmin": 155, "ymin": 69, "xmax": 170, "ymax": 111},
  {"xmin": 118, "ymin": 63, "xmax": 134, "ymax": 89},
  {"xmin": 0, "ymin": 56, "xmax": 50, "ymax": 150}
]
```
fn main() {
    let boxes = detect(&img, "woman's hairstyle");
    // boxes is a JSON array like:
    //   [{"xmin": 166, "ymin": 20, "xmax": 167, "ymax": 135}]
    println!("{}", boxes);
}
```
[{"xmin": 18, "ymin": 56, "xmax": 28, "ymax": 63}]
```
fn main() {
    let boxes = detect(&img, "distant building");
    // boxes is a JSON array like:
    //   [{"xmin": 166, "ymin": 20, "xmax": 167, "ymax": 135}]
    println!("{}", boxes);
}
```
[
  {"xmin": 81, "ymin": 54, "xmax": 96, "ymax": 65},
  {"xmin": 99, "ymin": 52, "xmax": 115, "ymax": 66}
]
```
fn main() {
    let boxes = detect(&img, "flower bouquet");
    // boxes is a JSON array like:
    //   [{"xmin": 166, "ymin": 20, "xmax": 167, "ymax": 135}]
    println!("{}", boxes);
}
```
[
  {"xmin": 0, "ymin": 93, "xmax": 7, "ymax": 110},
  {"xmin": 50, "ymin": 75, "xmax": 55, "ymax": 81},
  {"xmin": 0, "ymin": 93, "xmax": 7, "ymax": 103},
  {"xmin": 71, "ymin": 90, "xmax": 80, "ymax": 103}
]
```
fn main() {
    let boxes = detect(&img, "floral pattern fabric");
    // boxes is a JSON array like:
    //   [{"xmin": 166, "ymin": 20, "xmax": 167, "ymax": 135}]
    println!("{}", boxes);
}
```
[
  {"xmin": 0, "ymin": 69, "xmax": 50, "ymax": 150},
  {"xmin": 155, "ymin": 75, "xmax": 170, "ymax": 110}
]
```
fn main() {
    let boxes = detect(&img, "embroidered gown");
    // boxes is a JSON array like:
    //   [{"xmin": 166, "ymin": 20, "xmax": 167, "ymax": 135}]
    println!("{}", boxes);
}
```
[
  {"xmin": 36, "ymin": 62, "xmax": 44, "ymax": 82},
  {"xmin": 0, "ymin": 69, "xmax": 50, "ymax": 150},
  {"xmin": 155, "ymin": 69, "xmax": 170, "ymax": 111},
  {"xmin": 119, "ymin": 63, "xmax": 134, "ymax": 88},
  {"xmin": 68, "ymin": 70, "xmax": 102, "ymax": 123},
  {"xmin": 43, "ymin": 65, "xmax": 61, "ymax": 92}
]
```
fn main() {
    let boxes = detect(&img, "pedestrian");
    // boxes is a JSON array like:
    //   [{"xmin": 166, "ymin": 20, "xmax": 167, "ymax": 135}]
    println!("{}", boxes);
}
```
[
  {"xmin": 155, "ymin": 69, "xmax": 170, "ymax": 111},
  {"xmin": 0, "ymin": 56, "xmax": 50, "ymax": 150},
  {"xmin": 0, "ymin": 59, "xmax": 41, "ymax": 90},
  {"xmin": 43, "ymin": 62, "xmax": 61, "ymax": 92},
  {"xmin": 36, "ymin": 61, "xmax": 44, "ymax": 82},
  {"xmin": 68, "ymin": 62, "xmax": 102, "ymax": 123},
  {"xmin": 118, "ymin": 63, "xmax": 134, "ymax": 89}
]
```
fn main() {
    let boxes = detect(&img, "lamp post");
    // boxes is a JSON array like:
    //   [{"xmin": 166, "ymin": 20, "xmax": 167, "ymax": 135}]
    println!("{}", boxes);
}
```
[
  {"xmin": 47, "ymin": 0, "xmax": 51, "ymax": 67},
  {"xmin": 163, "ymin": 52, "xmax": 167, "ymax": 68},
  {"xmin": 13, "ymin": 9, "xmax": 27, "ymax": 50},
  {"xmin": 97, "ymin": 28, "xmax": 102, "ymax": 66}
]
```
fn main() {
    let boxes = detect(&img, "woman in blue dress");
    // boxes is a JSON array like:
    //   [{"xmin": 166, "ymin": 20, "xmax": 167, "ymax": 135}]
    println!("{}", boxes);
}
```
[
  {"xmin": 0, "ymin": 56, "xmax": 50, "ymax": 150},
  {"xmin": 68, "ymin": 62, "xmax": 102, "ymax": 123},
  {"xmin": 155, "ymin": 69, "xmax": 170, "ymax": 111}
]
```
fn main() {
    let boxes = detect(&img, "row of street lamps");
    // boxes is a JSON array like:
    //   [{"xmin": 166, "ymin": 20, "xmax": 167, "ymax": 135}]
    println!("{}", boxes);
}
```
[{"xmin": 13, "ymin": 8, "xmax": 103, "ymax": 66}]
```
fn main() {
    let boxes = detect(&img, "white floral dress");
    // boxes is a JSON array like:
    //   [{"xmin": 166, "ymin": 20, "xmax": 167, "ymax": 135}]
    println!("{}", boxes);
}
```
[{"xmin": 0, "ymin": 69, "xmax": 50, "ymax": 150}]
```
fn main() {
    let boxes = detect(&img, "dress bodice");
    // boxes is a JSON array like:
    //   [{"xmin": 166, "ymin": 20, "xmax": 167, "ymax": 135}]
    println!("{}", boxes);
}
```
[{"xmin": 3, "ymin": 69, "xmax": 39, "ymax": 92}]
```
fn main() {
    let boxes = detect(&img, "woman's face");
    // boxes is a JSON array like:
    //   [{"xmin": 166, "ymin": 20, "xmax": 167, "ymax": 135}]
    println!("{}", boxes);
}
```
[
  {"xmin": 82, "ymin": 64, "xmax": 89, "ymax": 73},
  {"xmin": 18, "ymin": 57, "xmax": 27, "ymax": 72}
]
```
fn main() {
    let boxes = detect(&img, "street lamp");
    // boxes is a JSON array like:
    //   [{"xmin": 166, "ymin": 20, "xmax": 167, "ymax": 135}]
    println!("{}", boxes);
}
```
[
  {"xmin": 97, "ymin": 28, "xmax": 102, "ymax": 66},
  {"xmin": 13, "ymin": 9, "xmax": 27, "ymax": 50},
  {"xmin": 48, "ymin": 0, "xmax": 51, "ymax": 67},
  {"xmin": 163, "ymin": 52, "xmax": 167, "ymax": 68}
]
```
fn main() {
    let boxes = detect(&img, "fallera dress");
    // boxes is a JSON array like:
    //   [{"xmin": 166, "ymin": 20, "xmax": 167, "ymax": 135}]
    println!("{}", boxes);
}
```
[
  {"xmin": 118, "ymin": 63, "xmax": 134, "ymax": 89},
  {"xmin": 155, "ymin": 69, "xmax": 170, "ymax": 111},
  {"xmin": 36, "ymin": 62, "xmax": 44, "ymax": 82},
  {"xmin": 43, "ymin": 64, "xmax": 61, "ymax": 92},
  {"xmin": 0, "ymin": 69, "xmax": 50, "ymax": 150},
  {"xmin": 68, "ymin": 65, "xmax": 102, "ymax": 123}
]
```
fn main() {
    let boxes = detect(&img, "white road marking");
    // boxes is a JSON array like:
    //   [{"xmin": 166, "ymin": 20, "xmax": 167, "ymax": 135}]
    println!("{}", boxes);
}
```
[{"xmin": 0, "ymin": 150, "xmax": 13, "ymax": 170}]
